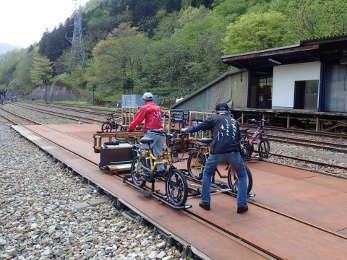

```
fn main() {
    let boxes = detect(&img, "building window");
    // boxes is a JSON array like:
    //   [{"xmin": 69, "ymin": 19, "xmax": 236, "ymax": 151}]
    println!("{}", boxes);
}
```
[{"xmin": 249, "ymin": 70, "xmax": 272, "ymax": 109}]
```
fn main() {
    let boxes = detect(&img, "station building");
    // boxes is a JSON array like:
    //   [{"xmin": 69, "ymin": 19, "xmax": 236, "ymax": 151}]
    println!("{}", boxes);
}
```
[{"xmin": 172, "ymin": 35, "xmax": 347, "ymax": 130}]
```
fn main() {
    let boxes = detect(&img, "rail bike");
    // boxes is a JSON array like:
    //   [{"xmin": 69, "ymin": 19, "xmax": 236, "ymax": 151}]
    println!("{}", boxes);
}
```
[
  {"xmin": 126, "ymin": 130, "xmax": 194, "ymax": 209},
  {"xmin": 186, "ymin": 137, "xmax": 254, "ymax": 196}
]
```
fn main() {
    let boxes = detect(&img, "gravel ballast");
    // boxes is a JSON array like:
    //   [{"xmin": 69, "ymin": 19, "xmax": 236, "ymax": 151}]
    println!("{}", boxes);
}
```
[{"xmin": 0, "ymin": 122, "xmax": 183, "ymax": 260}]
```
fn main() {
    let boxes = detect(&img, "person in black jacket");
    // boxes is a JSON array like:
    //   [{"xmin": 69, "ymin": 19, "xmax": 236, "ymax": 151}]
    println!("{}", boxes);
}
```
[
  {"xmin": 182, "ymin": 103, "xmax": 248, "ymax": 213},
  {"xmin": 0, "ymin": 90, "xmax": 4, "ymax": 105}
]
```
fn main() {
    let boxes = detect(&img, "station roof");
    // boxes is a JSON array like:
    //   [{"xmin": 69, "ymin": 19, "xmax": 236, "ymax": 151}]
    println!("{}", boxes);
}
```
[
  {"xmin": 171, "ymin": 69, "xmax": 244, "ymax": 108},
  {"xmin": 222, "ymin": 34, "xmax": 347, "ymax": 69}
]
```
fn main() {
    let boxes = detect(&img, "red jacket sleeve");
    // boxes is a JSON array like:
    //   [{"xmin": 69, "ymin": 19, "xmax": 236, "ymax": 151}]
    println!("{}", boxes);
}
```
[{"xmin": 128, "ymin": 107, "xmax": 147, "ymax": 131}]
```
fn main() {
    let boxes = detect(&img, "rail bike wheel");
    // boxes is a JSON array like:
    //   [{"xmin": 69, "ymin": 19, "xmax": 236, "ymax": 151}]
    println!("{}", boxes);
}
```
[
  {"xmin": 187, "ymin": 151, "xmax": 206, "ymax": 179},
  {"xmin": 258, "ymin": 140, "xmax": 270, "ymax": 159},
  {"xmin": 131, "ymin": 157, "xmax": 146, "ymax": 187},
  {"xmin": 101, "ymin": 122, "xmax": 112, "ymax": 133},
  {"xmin": 227, "ymin": 165, "xmax": 253, "ymax": 195},
  {"xmin": 165, "ymin": 168, "xmax": 188, "ymax": 207}
]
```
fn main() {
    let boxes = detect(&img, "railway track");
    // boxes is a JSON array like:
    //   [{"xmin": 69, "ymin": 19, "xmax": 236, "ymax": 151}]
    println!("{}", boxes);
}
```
[
  {"xmin": 13, "ymin": 124, "xmax": 347, "ymax": 260},
  {"xmin": 25, "ymin": 103, "xmax": 347, "ymax": 151},
  {"xmin": 0, "ymin": 106, "xmax": 41, "ymax": 125},
  {"xmin": 12, "ymin": 103, "xmax": 104, "ymax": 124}
]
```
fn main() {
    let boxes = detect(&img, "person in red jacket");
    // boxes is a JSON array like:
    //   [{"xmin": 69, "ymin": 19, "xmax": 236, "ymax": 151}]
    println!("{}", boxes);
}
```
[
  {"xmin": 128, "ymin": 92, "xmax": 163, "ymax": 132},
  {"xmin": 128, "ymin": 92, "xmax": 165, "ymax": 163}
]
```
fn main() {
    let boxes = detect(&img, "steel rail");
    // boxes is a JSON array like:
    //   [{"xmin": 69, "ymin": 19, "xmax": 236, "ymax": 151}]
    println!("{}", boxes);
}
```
[
  {"xmin": 268, "ymin": 136, "xmax": 347, "ymax": 153},
  {"xmin": 269, "ymin": 126, "xmax": 347, "ymax": 138},
  {"xmin": 267, "ymin": 134, "xmax": 347, "ymax": 149},
  {"xmin": 270, "ymin": 153, "xmax": 347, "ymax": 171},
  {"xmin": 241, "ymin": 123, "xmax": 347, "ymax": 139}
]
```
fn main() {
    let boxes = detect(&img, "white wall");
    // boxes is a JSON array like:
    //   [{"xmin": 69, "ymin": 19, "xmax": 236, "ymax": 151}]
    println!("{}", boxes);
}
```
[{"xmin": 272, "ymin": 62, "xmax": 321, "ymax": 108}]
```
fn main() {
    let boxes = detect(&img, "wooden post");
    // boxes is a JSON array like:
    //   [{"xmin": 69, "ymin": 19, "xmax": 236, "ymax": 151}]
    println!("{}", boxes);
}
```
[
  {"xmin": 241, "ymin": 112, "xmax": 244, "ymax": 124},
  {"xmin": 316, "ymin": 117, "xmax": 320, "ymax": 131},
  {"xmin": 93, "ymin": 135, "xmax": 98, "ymax": 149},
  {"xmin": 286, "ymin": 114, "xmax": 290, "ymax": 128}
]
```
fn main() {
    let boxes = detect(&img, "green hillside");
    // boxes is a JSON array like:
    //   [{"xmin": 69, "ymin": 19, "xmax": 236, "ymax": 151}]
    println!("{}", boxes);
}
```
[{"xmin": 1, "ymin": 0, "xmax": 347, "ymax": 104}]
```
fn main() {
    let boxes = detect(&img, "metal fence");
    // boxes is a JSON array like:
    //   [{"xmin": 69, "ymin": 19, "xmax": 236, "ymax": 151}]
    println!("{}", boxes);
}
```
[{"xmin": 122, "ymin": 95, "xmax": 158, "ymax": 107}]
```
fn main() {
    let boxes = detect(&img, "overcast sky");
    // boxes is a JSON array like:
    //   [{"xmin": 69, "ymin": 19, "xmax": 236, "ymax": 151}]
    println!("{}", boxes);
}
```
[{"xmin": 0, "ymin": 0, "xmax": 90, "ymax": 48}]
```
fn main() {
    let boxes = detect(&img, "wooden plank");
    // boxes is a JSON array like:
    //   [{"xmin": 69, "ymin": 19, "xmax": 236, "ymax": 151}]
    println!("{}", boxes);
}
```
[{"xmin": 187, "ymin": 194, "xmax": 347, "ymax": 260}]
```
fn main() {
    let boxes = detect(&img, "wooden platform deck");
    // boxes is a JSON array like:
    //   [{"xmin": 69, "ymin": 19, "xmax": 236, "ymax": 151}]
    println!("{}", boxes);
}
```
[{"xmin": 13, "ymin": 124, "xmax": 347, "ymax": 260}]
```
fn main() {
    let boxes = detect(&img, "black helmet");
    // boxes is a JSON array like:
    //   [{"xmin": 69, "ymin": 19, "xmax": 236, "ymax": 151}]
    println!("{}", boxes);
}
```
[{"xmin": 215, "ymin": 103, "xmax": 229, "ymax": 113}]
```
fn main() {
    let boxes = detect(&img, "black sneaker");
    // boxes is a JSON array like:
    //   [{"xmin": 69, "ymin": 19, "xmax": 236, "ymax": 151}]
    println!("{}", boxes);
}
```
[
  {"xmin": 237, "ymin": 205, "xmax": 248, "ymax": 214},
  {"xmin": 199, "ymin": 201, "xmax": 210, "ymax": 210}
]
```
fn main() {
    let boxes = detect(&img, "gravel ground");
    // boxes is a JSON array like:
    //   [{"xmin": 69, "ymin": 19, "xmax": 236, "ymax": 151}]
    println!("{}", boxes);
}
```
[{"xmin": 0, "ymin": 123, "xmax": 183, "ymax": 260}]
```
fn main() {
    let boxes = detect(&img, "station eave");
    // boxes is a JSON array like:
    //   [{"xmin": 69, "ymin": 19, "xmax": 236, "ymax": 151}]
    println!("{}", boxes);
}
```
[{"xmin": 222, "ymin": 44, "xmax": 320, "ymax": 69}]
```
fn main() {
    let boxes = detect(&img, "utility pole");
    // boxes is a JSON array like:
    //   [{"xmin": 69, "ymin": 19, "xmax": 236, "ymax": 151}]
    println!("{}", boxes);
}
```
[
  {"xmin": 69, "ymin": 0, "xmax": 85, "ymax": 70},
  {"xmin": 43, "ymin": 79, "xmax": 48, "ymax": 104},
  {"xmin": 92, "ymin": 85, "xmax": 96, "ymax": 105}
]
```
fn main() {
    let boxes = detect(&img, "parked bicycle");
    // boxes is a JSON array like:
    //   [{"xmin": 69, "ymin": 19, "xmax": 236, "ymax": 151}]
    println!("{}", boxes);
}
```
[
  {"xmin": 186, "ymin": 137, "xmax": 253, "ymax": 195},
  {"xmin": 241, "ymin": 119, "xmax": 271, "ymax": 160},
  {"xmin": 101, "ymin": 113, "xmax": 122, "ymax": 132},
  {"xmin": 130, "ymin": 130, "xmax": 189, "ymax": 208}
]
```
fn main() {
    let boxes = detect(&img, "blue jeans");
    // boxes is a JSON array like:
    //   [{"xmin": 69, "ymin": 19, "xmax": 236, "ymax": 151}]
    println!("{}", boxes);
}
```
[{"xmin": 202, "ymin": 152, "xmax": 248, "ymax": 207}]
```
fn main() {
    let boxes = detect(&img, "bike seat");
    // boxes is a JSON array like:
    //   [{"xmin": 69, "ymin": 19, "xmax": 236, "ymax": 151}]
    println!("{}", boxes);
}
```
[
  {"xmin": 140, "ymin": 137, "xmax": 154, "ymax": 144},
  {"xmin": 199, "ymin": 138, "xmax": 213, "ymax": 144},
  {"xmin": 240, "ymin": 128, "xmax": 249, "ymax": 133}
]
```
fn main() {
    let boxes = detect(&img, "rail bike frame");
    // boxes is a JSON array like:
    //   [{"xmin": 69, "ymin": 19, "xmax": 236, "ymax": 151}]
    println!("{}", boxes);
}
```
[{"xmin": 123, "ymin": 132, "xmax": 199, "ymax": 210}]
